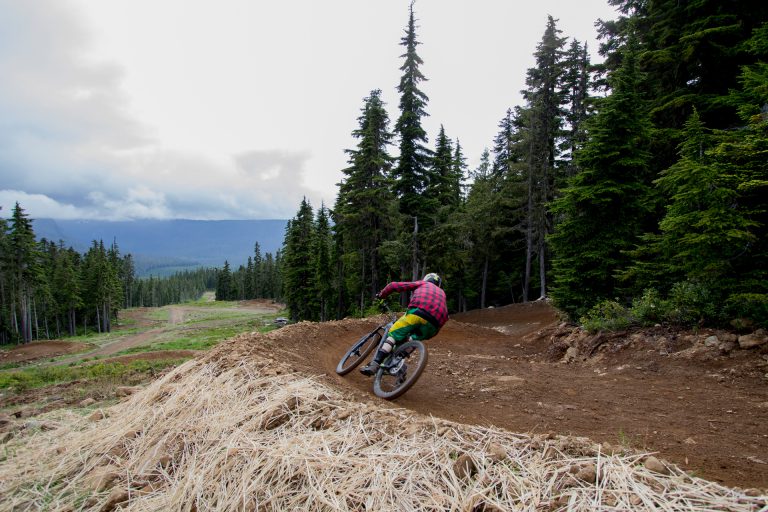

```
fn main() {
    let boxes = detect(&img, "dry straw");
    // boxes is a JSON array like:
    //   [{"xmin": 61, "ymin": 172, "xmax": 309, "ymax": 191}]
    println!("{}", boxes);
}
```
[{"xmin": 0, "ymin": 333, "xmax": 766, "ymax": 511}]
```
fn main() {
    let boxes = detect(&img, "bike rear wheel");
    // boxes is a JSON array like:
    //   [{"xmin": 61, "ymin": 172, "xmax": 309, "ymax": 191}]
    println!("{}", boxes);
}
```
[
  {"xmin": 372, "ymin": 340, "xmax": 428, "ymax": 400},
  {"xmin": 335, "ymin": 329, "xmax": 383, "ymax": 375}
]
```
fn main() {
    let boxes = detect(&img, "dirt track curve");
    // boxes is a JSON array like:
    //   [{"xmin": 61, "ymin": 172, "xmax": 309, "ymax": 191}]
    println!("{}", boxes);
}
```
[{"xmin": 263, "ymin": 302, "xmax": 768, "ymax": 489}]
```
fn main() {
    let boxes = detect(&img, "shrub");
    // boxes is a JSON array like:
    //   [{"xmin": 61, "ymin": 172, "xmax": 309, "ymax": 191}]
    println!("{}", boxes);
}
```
[
  {"xmin": 665, "ymin": 281, "xmax": 720, "ymax": 326},
  {"xmin": 580, "ymin": 300, "xmax": 632, "ymax": 332},
  {"xmin": 724, "ymin": 293, "xmax": 768, "ymax": 329},
  {"xmin": 630, "ymin": 289, "xmax": 669, "ymax": 326}
]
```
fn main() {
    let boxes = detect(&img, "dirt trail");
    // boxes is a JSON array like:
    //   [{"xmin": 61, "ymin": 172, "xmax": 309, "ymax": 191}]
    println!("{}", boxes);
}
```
[
  {"xmin": 8, "ymin": 300, "xmax": 284, "ymax": 366},
  {"xmin": 263, "ymin": 302, "xmax": 768, "ymax": 489}
]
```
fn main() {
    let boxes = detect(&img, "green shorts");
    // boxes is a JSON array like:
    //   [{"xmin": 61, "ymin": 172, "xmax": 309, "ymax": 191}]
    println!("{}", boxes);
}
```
[{"xmin": 388, "ymin": 308, "xmax": 439, "ymax": 344}]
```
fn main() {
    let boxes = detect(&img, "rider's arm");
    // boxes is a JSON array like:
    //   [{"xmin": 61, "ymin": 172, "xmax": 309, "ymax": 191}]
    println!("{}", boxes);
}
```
[{"xmin": 378, "ymin": 281, "xmax": 421, "ymax": 299}]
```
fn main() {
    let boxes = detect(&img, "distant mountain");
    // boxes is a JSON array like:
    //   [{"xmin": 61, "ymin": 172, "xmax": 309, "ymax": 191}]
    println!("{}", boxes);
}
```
[{"xmin": 32, "ymin": 219, "xmax": 288, "ymax": 277}]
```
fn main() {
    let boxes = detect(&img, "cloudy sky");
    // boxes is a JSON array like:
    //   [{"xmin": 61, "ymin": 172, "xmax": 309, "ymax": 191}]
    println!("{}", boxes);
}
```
[{"xmin": 0, "ymin": 0, "xmax": 618, "ymax": 221}]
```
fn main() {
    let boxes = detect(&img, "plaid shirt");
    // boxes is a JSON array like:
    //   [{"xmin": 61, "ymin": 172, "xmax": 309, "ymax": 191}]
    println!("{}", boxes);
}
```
[{"xmin": 379, "ymin": 280, "xmax": 448, "ymax": 327}]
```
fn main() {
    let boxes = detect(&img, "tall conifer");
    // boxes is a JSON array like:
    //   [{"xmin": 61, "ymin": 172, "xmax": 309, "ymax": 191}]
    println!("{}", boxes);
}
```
[{"xmin": 549, "ymin": 36, "xmax": 654, "ymax": 319}]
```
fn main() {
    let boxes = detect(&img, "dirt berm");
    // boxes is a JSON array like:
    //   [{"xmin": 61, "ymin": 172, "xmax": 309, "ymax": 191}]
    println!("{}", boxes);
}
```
[{"xmin": 259, "ymin": 301, "xmax": 768, "ymax": 489}]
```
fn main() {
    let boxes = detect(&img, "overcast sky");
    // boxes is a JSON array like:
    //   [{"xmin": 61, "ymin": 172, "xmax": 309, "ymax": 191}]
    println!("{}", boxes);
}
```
[{"xmin": 0, "ymin": 0, "xmax": 618, "ymax": 221}]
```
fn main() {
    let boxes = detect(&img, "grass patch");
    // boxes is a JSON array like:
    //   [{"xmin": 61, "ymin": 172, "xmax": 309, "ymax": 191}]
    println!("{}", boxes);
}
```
[
  {"xmin": 117, "ymin": 320, "xmax": 278, "ymax": 354},
  {"xmin": 0, "ymin": 359, "xmax": 186, "ymax": 392},
  {"xmin": 183, "ymin": 298, "xmax": 240, "ymax": 308},
  {"xmin": 148, "ymin": 309, "xmax": 171, "ymax": 321}
]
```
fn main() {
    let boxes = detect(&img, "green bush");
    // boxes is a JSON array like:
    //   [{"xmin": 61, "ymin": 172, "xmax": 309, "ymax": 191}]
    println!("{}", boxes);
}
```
[
  {"xmin": 630, "ymin": 289, "xmax": 669, "ymax": 326},
  {"xmin": 580, "ymin": 300, "xmax": 633, "ymax": 332},
  {"xmin": 724, "ymin": 293, "xmax": 768, "ymax": 329},
  {"xmin": 666, "ymin": 281, "xmax": 719, "ymax": 326}
]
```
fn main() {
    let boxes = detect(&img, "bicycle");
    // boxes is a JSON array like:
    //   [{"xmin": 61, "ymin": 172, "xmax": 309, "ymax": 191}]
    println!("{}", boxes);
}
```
[{"xmin": 335, "ymin": 304, "xmax": 429, "ymax": 400}]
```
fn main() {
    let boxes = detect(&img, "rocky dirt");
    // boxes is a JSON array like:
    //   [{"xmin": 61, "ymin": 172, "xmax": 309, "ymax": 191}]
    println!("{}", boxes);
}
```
[{"xmin": 251, "ymin": 301, "xmax": 768, "ymax": 489}]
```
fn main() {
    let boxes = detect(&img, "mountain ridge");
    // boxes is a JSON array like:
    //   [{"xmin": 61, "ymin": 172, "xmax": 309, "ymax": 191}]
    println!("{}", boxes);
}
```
[{"xmin": 32, "ymin": 218, "xmax": 288, "ymax": 277}]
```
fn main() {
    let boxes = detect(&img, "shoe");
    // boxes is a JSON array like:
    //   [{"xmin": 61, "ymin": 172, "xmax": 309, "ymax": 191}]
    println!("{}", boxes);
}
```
[{"xmin": 359, "ymin": 362, "xmax": 379, "ymax": 376}]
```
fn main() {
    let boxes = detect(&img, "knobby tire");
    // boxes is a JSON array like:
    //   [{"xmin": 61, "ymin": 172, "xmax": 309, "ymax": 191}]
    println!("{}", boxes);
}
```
[
  {"xmin": 372, "ymin": 340, "xmax": 428, "ymax": 400},
  {"xmin": 335, "ymin": 329, "xmax": 382, "ymax": 375}
]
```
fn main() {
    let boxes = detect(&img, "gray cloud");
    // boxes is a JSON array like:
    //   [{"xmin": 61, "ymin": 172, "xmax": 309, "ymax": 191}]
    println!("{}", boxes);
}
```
[{"xmin": 0, "ymin": 0, "xmax": 320, "ymax": 220}]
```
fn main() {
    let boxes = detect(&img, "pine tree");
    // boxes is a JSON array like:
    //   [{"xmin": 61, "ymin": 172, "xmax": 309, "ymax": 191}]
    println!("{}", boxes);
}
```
[
  {"xmin": 0, "ymin": 210, "xmax": 11, "ymax": 343},
  {"xmin": 560, "ymin": 39, "xmax": 591, "ymax": 178},
  {"xmin": 549, "ymin": 36, "xmax": 654, "ymax": 319},
  {"xmin": 520, "ymin": 16, "xmax": 568, "ymax": 300},
  {"xmin": 216, "ymin": 261, "xmax": 233, "ymax": 301},
  {"xmin": 252, "ymin": 242, "xmax": 263, "ymax": 298},
  {"xmin": 334, "ymin": 89, "xmax": 395, "ymax": 310},
  {"xmin": 463, "ymin": 152, "xmax": 499, "ymax": 309},
  {"xmin": 452, "ymin": 139, "xmax": 468, "ymax": 202},
  {"xmin": 245, "ymin": 256, "xmax": 254, "ymax": 299},
  {"xmin": 282, "ymin": 198, "xmax": 317, "ymax": 321},
  {"xmin": 392, "ymin": 2, "xmax": 432, "ymax": 217},
  {"xmin": 7, "ymin": 203, "xmax": 40, "ymax": 342},
  {"xmin": 597, "ymin": 0, "xmax": 768, "ymax": 171},
  {"xmin": 314, "ymin": 205, "xmax": 334, "ymax": 321}
]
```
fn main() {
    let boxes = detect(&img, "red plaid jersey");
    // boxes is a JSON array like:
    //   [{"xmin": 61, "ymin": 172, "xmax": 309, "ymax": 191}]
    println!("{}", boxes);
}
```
[{"xmin": 379, "ymin": 280, "xmax": 448, "ymax": 327}]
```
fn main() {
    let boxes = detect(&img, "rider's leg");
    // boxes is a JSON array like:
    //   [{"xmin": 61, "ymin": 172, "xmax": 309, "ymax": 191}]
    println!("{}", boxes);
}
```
[{"xmin": 360, "ymin": 311, "xmax": 423, "ymax": 375}]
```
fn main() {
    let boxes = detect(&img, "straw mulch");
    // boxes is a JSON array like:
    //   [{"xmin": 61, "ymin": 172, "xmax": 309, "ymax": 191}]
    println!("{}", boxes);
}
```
[{"xmin": 0, "ymin": 335, "xmax": 766, "ymax": 511}]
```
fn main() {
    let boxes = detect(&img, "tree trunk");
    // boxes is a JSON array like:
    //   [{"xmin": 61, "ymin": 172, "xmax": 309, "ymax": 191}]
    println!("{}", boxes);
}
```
[
  {"xmin": 539, "ymin": 236, "xmax": 547, "ymax": 299},
  {"xmin": 524, "ymin": 138, "xmax": 535, "ymax": 303},
  {"xmin": 480, "ymin": 254, "xmax": 489, "ymax": 309},
  {"xmin": 411, "ymin": 216, "xmax": 419, "ymax": 281},
  {"xmin": 103, "ymin": 302, "xmax": 110, "ymax": 333},
  {"xmin": 359, "ymin": 250, "xmax": 366, "ymax": 316}
]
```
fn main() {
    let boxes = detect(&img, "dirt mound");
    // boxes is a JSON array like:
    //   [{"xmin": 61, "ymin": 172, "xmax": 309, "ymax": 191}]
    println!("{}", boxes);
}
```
[
  {"xmin": 216, "ymin": 304, "xmax": 768, "ymax": 488},
  {"xmin": 0, "ymin": 341, "xmax": 93, "ymax": 365},
  {"xmin": 2, "ymin": 348, "xmax": 764, "ymax": 511}
]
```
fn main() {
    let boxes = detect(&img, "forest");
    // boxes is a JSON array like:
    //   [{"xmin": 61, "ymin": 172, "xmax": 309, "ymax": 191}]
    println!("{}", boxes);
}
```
[
  {"xmin": 3, "ymin": 1, "xmax": 766, "ymax": 342},
  {"xmin": 280, "ymin": 1, "xmax": 767, "ymax": 328},
  {"xmin": 0, "ymin": 199, "xmax": 283, "ymax": 344}
]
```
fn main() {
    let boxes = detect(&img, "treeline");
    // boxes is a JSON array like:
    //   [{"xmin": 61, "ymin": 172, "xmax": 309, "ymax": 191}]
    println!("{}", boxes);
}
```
[
  {"xmin": 0, "ymin": 203, "xmax": 222, "ymax": 344},
  {"xmin": 214, "ymin": 243, "xmax": 283, "ymax": 302},
  {"xmin": 0, "ymin": 203, "xmax": 133, "ymax": 343},
  {"xmin": 131, "ymin": 268, "xmax": 217, "ymax": 308},
  {"xmin": 281, "ymin": 2, "xmax": 768, "ymax": 328}
]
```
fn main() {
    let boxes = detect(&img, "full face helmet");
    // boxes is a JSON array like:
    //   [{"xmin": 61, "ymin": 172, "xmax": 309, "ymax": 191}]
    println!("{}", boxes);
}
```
[{"xmin": 422, "ymin": 273, "xmax": 442, "ymax": 287}]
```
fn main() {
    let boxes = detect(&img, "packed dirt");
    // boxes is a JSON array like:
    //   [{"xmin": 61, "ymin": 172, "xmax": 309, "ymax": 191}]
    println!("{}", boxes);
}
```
[
  {"xmin": 254, "ymin": 301, "xmax": 768, "ymax": 489},
  {"xmin": 0, "ymin": 341, "xmax": 93, "ymax": 365}
]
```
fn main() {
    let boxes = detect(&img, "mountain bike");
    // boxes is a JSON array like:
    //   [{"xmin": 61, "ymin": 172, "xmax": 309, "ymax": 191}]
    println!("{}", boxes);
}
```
[{"xmin": 335, "ymin": 305, "xmax": 429, "ymax": 400}]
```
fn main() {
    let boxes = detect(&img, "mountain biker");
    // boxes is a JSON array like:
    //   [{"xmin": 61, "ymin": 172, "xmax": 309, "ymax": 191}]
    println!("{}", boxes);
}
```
[{"xmin": 360, "ymin": 273, "xmax": 448, "ymax": 376}]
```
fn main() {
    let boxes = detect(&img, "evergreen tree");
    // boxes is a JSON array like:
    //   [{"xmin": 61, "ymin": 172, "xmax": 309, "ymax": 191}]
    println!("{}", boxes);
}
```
[
  {"xmin": 245, "ymin": 256, "xmax": 254, "ymax": 299},
  {"xmin": 392, "ymin": 2, "xmax": 432, "ymax": 217},
  {"xmin": 334, "ymin": 89, "xmax": 395, "ymax": 310},
  {"xmin": 314, "ymin": 205, "xmax": 334, "ymax": 321},
  {"xmin": 0, "ymin": 211, "xmax": 12, "ymax": 343},
  {"xmin": 282, "ymin": 198, "xmax": 317, "ymax": 321},
  {"xmin": 7, "ymin": 203, "xmax": 40, "ymax": 342},
  {"xmin": 429, "ymin": 125, "xmax": 455, "ymax": 205},
  {"xmin": 560, "ymin": 39, "xmax": 592, "ymax": 178},
  {"xmin": 597, "ymin": 0, "xmax": 768, "ymax": 171},
  {"xmin": 216, "ymin": 261, "xmax": 233, "ymax": 301},
  {"xmin": 252, "ymin": 242, "xmax": 263, "ymax": 298},
  {"xmin": 452, "ymin": 139, "xmax": 468, "ymax": 202},
  {"xmin": 520, "ymin": 16, "xmax": 568, "ymax": 300},
  {"xmin": 549, "ymin": 36, "xmax": 654, "ymax": 319}
]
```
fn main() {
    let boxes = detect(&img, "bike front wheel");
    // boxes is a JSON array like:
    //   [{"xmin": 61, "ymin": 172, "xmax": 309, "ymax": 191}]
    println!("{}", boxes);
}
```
[
  {"xmin": 372, "ymin": 340, "xmax": 428, "ymax": 400},
  {"xmin": 335, "ymin": 328, "xmax": 383, "ymax": 375}
]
